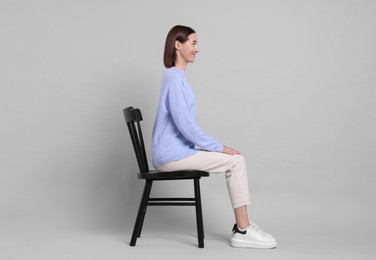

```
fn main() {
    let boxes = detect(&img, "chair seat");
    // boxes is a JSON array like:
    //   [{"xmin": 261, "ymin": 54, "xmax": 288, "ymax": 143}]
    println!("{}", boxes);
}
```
[{"xmin": 138, "ymin": 170, "xmax": 210, "ymax": 180}]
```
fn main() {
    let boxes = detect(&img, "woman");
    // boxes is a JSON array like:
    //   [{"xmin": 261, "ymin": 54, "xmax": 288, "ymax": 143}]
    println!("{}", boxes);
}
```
[{"xmin": 152, "ymin": 25, "xmax": 277, "ymax": 249}]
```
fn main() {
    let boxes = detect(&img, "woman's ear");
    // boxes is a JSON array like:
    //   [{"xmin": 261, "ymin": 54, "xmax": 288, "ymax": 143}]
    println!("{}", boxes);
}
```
[{"xmin": 175, "ymin": 40, "xmax": 181, "ymax": 51}]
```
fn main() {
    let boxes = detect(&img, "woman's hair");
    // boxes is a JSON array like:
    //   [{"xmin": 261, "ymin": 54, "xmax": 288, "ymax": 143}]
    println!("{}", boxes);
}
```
[{"xmin": 163, "ymin": 25, "xmax": 196, "ymax": 68}]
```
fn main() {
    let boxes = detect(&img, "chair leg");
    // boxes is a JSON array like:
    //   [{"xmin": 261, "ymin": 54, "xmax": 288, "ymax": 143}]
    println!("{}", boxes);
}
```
[
  {"xmin": 194, "ymin": 178, "xmax": 204, "ymax": 248},
  {"xmin": 130, "ymin": 180, "xmax": 153, "ymax": 246},
  {"xmin": 137, "ymin": 199, "xmax": 148, "ymax": 238}
]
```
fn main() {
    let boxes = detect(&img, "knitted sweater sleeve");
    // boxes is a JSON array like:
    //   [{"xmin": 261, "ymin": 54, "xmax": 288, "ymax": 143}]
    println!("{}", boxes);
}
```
[{"xmin": 166, "ymin": 76, "xmax": 224, "ymax": 152}]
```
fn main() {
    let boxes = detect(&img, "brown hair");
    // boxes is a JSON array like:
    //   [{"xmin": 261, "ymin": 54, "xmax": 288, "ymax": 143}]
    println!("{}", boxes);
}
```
[{"xmin": 163, "ymin": 25, "xmax": 196, "ymax": 68}]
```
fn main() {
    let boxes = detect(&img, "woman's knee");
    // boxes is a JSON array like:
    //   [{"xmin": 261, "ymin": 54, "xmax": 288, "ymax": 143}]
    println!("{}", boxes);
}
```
[{"xmin": 233, "ymin": 154, "xmax": 246, "ymax": 167}]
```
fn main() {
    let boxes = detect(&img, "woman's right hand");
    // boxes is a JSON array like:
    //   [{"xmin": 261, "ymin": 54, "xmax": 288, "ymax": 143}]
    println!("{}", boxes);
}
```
[{"xmin": 223, "ymin": 145, "xmax": 241, "ymax": 155}]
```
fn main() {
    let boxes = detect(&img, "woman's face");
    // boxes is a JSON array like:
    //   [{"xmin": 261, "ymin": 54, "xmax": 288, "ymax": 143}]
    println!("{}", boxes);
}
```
[{"xmin": 175, "ymin": 33, "xmax": 199, "ymax": 65}]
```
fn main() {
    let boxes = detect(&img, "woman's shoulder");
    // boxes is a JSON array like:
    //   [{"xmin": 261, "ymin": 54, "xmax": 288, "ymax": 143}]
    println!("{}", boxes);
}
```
[
  {"xmin": 162, "ymin": 67, "xmax": 190, "ymax": 92},
  {"xmin": 164, "ymin": 67, "xmax": 186, "ymax": 79}
]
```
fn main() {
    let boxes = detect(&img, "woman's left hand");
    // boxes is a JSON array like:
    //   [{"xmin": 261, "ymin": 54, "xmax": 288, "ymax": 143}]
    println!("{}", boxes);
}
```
[{"xmin": 223, "ymin": 145, "xmax": 241, "ymax": 155}]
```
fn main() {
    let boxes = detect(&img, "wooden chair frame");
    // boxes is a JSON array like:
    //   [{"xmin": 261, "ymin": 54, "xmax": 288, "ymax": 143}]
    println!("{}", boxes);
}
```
[{"xmin": 123, "ymin": 106, "xmax": 209, "ymax": 248}]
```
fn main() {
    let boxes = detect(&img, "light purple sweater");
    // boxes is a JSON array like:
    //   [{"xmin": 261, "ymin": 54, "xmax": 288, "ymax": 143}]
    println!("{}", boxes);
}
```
[{"xmin": 152, "ymin": 67, "xmax": 224, "ymax": 168}]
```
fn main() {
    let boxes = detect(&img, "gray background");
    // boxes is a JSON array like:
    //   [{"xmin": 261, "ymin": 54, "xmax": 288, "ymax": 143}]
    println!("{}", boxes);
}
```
[{"xmin": 1, "ymin": 0, "xmax": 375, "ymax": 259}]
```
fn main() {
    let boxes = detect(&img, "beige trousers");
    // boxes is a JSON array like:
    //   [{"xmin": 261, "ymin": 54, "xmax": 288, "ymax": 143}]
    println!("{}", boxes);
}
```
[{"xmin": 156, "ymin": 151, "xmax": 250, "ymax": 209}]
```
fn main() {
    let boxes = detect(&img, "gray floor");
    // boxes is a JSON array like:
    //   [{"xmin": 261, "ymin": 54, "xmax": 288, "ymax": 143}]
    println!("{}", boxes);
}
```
[
  {"xmin": 2, "ymin": 183, "xmax": 375, "ymax": 260},
  {"xmin": 1, "ymin": 189, "xmax": 375, "ymax": 260},
  {"xmin": 1, "ymin": 226, "xmax": 375, "ymax": 260}
]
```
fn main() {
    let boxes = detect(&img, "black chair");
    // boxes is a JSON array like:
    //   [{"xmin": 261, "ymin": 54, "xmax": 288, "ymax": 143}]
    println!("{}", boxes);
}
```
[{"xmin": 123, "ymin": 106, "xmax": 209, "ymax": 248}]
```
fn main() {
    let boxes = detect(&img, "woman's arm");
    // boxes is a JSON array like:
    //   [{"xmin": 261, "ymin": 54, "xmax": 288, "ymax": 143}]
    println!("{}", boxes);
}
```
[{"xmin": 166, "ymin": 79, "xmax": 224, "ymax": 152}]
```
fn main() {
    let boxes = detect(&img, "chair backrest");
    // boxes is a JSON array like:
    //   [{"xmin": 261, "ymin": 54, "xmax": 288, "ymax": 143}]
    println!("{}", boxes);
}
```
[{"xmin": 123, "ymin": 107, "xmax": 149, "ymax": 173}]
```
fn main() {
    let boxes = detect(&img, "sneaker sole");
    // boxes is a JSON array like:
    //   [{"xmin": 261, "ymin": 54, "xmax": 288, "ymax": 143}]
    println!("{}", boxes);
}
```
[{"xmin": 230, "ymin": 238, "xmax": 277, "ymax": 249}]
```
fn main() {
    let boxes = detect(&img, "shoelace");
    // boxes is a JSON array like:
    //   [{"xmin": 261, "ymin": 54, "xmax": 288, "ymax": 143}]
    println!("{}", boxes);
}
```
[{"xmin": 250, "ymin": 223, "xmax": 267, "ymax": 236}]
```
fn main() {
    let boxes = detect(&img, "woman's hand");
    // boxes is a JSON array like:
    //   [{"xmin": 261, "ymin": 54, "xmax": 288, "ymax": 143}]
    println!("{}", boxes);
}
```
[{"xmin": 223, "ymin": 145, "xmax": 241, "ymax": 155}]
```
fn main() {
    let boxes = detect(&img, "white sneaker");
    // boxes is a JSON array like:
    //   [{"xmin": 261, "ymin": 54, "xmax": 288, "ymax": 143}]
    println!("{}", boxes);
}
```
[{"xmin": 230, "ymin": 223, "xmax": 277, "ymax": 249}]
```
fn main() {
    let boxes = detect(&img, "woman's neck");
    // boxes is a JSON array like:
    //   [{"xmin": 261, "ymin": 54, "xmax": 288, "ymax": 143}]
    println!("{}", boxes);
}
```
[{"xmin": 175, "ymin": 58, "xmax": 187, "ymax": 70}]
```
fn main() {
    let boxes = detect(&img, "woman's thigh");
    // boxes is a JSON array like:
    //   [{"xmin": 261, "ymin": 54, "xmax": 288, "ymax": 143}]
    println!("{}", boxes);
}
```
[{"xmin": 156, "ymin": 151, "xmax": 244, "ymax": 173}]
